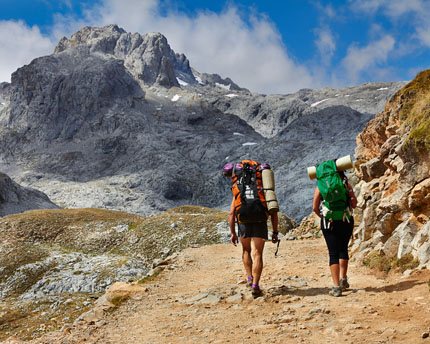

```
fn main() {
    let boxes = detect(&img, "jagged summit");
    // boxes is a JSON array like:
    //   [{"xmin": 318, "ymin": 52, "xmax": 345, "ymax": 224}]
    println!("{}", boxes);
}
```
[
  {"xmin": 54, "ymin": 24, "xmax": 194, "ymax": 88},
  {"xmin": 54, "ymin": 24, "xmax": 126, "ymax": 52}
]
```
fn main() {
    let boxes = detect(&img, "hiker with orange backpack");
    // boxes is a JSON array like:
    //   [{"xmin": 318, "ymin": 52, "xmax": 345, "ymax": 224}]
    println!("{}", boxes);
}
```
[
  {"xmin": 223, "ymin": 160, "xmax": 279, "ymax": 298},
  {"xmin": 311, "ymin": 159, "xmax": 357, "ymax": 297}
]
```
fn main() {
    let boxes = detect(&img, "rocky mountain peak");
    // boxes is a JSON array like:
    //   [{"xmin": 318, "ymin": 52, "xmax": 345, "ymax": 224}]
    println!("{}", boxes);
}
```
[
  {"xmin": 55, "ymin": 24, "xmax": 126, "ymax": 53},
  {"xmin": 54, "ymin": 24, "xmax": 194, "ymax": 88}
]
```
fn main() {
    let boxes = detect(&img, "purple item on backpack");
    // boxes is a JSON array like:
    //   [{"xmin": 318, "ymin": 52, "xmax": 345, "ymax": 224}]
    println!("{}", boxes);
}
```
[
  {"xmin": 222, "ymin": 163, "xmax": 234, "ymax": 177},
  {"xmin": 260, "ymin": 163, "xmax": 271, "ymax": 170}
]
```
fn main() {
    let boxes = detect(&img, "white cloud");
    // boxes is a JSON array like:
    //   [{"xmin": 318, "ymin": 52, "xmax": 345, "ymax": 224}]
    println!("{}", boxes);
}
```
[
  {"xmin": 416, "ymin": 27, "xmax": 430, "ymax": 46},
  {"xmin": 350, "ymin": 0, "xmax": 384, "ymax": 14},
  {"xmin": 52, "ymin": 0, "xmax": 314, "ymax": 94},
  {"xmin": 315, "ymin": 27, "xmax": 336, "ymax": 65},
  {"xmin": 0, "ymin": 20, "xmax": 55, "ymax": 82},
  {"xmin": 383, "ymin": 0, "xmax": 424, "ymax": 17},
  {"xmin": 341, "ymin": 35, "xmax": 395, "ymax": 83},
  {"xmin": 351, "ymin": 0, "xmax": 430, "ymax": 47}
]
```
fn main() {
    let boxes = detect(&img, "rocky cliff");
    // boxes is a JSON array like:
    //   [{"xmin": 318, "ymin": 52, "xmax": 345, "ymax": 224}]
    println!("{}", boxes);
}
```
[
  {"xmin": 351, "ymin": 70, "xmax": 430, "ymax": 268},
  {"xmin": 0, "ymin": 172, "xmax": 59, "ymax": 216},
  {"xmin": 0, "ymin": 24, "xmax": 405, "ymax": 221}
]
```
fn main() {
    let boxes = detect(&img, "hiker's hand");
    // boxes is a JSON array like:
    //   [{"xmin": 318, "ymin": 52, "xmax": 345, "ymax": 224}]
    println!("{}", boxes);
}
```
[
  {"xmin": 271, "ymin": 233, "xmax": 278, "ymax": 243},
  {"xmin": 231, "ymin": 233, "xmax": 239, "ymax": 246}
]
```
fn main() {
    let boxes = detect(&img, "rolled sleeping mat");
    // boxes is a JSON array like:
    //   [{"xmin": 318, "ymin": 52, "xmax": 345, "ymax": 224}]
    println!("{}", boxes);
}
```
[
  {"xmin": 264, "ymin": 190, "xmax": 279, "ymax": 215},
  {"xmin": 307, "ymin": 155, "xmax": 354, "ymax": 180},
  {"xmin": 336, "ymin": 155, "xmax": 354, "ymax": 171},
  {"xmin": 307, "ymin": 166, "xmax": 317, "ymax": 180},
  {"xmin": 262, "ymin": 169, "xmax": 275, "ymax": 191}
]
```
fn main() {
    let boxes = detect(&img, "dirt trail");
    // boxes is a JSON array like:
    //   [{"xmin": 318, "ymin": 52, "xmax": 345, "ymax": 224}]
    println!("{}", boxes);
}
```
[{"xmin": 15, "ymin": 238, "xmax": 430, "ymax": 344}]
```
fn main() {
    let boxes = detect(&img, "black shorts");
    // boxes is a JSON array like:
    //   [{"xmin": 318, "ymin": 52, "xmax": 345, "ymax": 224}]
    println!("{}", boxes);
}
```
[
  {"xmin": 238, "ymin": 222, "xmax": 268, "ymax": 240},
  {"xmin": 321, "ymin": 218, "xmax": 354, "ymax": 265}
]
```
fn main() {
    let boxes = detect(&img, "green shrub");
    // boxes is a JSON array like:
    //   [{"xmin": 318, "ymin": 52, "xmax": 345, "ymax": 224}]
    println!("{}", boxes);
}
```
[{"xmin": 392, "ymin": 254, "xmax": 419, "ymax": 272}]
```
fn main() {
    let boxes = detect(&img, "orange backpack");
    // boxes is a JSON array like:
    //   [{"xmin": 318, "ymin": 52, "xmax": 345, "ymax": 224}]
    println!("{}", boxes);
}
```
[{"xmin": 231, "ymin": 160, "xmax": 268, "ymax": 223}]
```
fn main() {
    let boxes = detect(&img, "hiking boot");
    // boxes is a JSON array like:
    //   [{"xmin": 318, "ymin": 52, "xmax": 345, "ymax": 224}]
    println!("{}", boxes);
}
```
[
  {"xmin": 251, "ymin": 286, "xmax": 263, "ymax": 299},
  {"xmin": 246, "ymin": 276, "xmax": 253, "ymax": 288},
  {"xmin": 340, "ymin": 277, "xmax": 349, "ymax": 291},
  {"xmin": 329, "ymin": 286, "xmax": 342, "ymax": 297}
]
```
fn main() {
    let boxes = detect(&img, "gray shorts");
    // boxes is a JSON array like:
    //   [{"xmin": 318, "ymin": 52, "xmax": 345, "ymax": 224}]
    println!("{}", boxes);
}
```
[{"xmin": 238, "ymin": 222, "xmax": 268, "ymax": 240}]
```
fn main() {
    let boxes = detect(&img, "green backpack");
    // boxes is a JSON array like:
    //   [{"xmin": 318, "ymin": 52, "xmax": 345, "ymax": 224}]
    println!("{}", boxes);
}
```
[{"xmin": 316, "ymin": 160, "xmax": 351, "ymax": 222}]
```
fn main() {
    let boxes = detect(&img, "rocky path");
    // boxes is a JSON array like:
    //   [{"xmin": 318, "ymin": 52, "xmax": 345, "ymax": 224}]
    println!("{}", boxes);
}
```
[{"xmin": 9, "ymin": 238, "xmax": 430, "ymax": 344}]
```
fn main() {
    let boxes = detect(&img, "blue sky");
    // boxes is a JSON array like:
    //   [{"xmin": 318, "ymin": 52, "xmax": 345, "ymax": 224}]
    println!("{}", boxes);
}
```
[{"xmin": 0, "ymin": 0, "xmax": 429, "ymax": 94}]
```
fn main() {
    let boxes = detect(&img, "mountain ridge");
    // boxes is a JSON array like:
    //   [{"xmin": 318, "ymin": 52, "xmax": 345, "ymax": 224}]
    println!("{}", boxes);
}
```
[{"xmin": 0, "ymin": 24, "xmax": 406, "ymax": 221}]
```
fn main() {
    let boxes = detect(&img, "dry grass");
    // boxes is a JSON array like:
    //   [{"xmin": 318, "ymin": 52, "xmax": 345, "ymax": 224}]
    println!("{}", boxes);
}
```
[
  {"xmin": 397, "ymin": 69, "xmax": 430, "ymax": 149},
  {"xmin": 363, "ymin": 251, "xmax": 419, "ymax": 274},
  {"xmin": 3, "ymin": 207, "xmax": 143, "ymax": 226}
]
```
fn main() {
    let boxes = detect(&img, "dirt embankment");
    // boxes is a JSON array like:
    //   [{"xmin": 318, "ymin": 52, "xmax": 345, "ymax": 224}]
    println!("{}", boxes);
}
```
[{"xmin": 8, "ymin": 237, "xmax": 429, "ymax": 344}]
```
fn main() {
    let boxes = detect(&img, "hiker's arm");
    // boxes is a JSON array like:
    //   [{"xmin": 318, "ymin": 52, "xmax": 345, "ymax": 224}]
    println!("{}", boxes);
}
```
[
  {"xmin": 229, "ymin": 198, "xmax": 238, "ymax": 246},
  {"xmin": 313, "ymin": 187, "xmax": 322, "ymax": 218},
  {"xmin": 270, "ymin": 212, "xmax": 278, "ymax": 243},
  {"xmin": 270, "ymin": 212, "xmax": 278, "ymax": 232},
  {"xmin": 347, "ymin": 183, "xmax": 357, "ymax": 209}
]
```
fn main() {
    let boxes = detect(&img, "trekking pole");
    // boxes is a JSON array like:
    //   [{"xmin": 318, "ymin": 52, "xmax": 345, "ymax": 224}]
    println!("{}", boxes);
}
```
[{"xmin": 274, "ymin": 238, "xmax": 281, "ymax": 257}]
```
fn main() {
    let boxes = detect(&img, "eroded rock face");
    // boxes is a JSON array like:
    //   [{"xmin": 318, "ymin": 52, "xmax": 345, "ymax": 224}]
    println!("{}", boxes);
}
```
[
  {"xmin": 352, "ymin": 71, "xmax": 430, "ymax": 267},
  {"xmin": 0, "ymin": 172, "xmax": 59, "ymax": 217}
]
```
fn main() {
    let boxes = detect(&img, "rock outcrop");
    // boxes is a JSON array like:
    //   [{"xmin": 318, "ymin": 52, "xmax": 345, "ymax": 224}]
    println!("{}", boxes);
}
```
[
  {"xmin": 351, "ymin": 70, "xmax": 430, "ymax": 267},
  {"xmin": 0, "ymin": 172, "xmax": 59, "ymax": 216}
]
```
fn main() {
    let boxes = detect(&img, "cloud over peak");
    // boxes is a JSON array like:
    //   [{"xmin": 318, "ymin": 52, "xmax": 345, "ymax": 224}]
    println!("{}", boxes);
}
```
[
  {"xmin": 0, "ymin": 21, "xmax": 55, "ymax": 82},
  {"xmin": 72, "ymin": 0, "xmax": 314, "ymax": 94},
  {"xmin": 341, "ymin": 35, "xmax": 396, "ymax": 83}
]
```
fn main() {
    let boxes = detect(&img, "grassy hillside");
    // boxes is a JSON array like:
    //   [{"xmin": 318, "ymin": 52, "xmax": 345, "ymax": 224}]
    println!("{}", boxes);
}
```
[{"xmin": 0, "ymin": 206, "xmax": 229, "ymax": 341}]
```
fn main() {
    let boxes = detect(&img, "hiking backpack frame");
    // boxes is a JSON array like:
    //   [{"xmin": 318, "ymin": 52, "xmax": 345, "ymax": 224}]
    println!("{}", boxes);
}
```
[{"xmin": 231, "ymin": 160, "xmax": 269, "ymax": 224}]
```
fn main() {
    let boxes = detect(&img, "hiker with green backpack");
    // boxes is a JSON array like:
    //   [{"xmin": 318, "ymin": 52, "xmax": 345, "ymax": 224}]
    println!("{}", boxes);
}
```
[{"xmin": 312, "ymin": 159, "xmax": 357, "ymax": 297}]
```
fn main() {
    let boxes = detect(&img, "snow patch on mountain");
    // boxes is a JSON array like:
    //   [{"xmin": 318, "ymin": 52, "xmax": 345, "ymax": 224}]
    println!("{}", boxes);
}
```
[
  {"xmin": 171, "ymin": 94, "xmax": 181, "ymax": 102},
  {"xmin": 216, "ymin": 83, "xmax": 231, "ymax": 90},
  {"xmin": 311, "ymin": 99, "xmax": 329, "ymax": 107},
  {"xmin": 177, "ymin": 78, "xmax": 188, "ymax": 86}
]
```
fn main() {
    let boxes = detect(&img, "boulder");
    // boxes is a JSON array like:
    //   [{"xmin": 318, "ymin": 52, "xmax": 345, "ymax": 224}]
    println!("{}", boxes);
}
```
[
  {"xmin": 360, "ymin": 157, "xmax": 386, "ymax": 182},
  {"xmin": 408, "ymin": 178, "xmax": 430, "ymax": 210},
  {"xmin": 397, "ymin": 218, "xmax": 420, "ymax": 258},
  {"xmin": 383, "ymin": 230, "xmax": 401, "ymax": 257}
]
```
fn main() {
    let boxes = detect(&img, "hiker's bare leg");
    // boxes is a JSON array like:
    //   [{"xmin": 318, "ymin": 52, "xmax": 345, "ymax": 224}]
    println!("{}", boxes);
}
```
[
  {"xmin": 240, "ymin": 237, "xmax": 253, "ymax": 279},
  {"xmin": 330, "ymin": 263, "xmax": 340, "ymax": 286},
  {"xmin": 340, "ymin": 259, "xmax": 348, "ymax": 279},
  {"xmin": 252, "ymin": 238, "xmax": 265, "ymax": 286}
]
